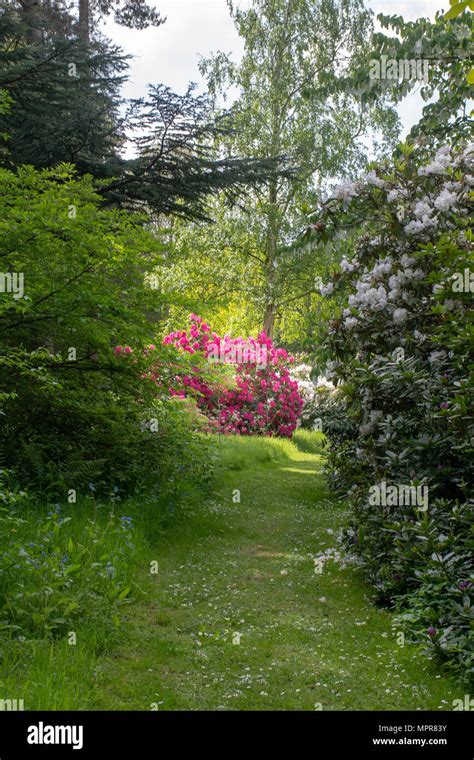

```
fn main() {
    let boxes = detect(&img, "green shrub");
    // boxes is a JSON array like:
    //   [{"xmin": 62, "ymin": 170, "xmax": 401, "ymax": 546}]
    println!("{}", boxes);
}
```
[{"xmin": 0, "ymin": 471, "xmax": 136, "ymax": 643}]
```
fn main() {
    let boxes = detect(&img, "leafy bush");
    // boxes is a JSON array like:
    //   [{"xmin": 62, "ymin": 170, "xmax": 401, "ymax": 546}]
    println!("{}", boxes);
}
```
[
  {"xmin": 312, "ymin": 142, "xmax": 473, "ymax": 681},
  {"xmin": 0, "ymin": 166, "xmax": 213, "ymax": 501},
  {"xmin": 393, "ymin": 498, "xmax": 473, "ymax": 679}
]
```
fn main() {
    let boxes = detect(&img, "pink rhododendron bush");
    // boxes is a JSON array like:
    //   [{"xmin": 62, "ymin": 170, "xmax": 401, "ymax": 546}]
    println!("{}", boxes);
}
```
[{"xmin": 162, "ymin": 315, "xmax": 303, "ymax": 437}]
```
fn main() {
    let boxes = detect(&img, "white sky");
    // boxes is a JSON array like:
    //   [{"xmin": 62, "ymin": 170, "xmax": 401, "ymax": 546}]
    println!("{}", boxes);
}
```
[{"xmin": 103, "ymin": 0, "xmax": 440, "ymax": 141}]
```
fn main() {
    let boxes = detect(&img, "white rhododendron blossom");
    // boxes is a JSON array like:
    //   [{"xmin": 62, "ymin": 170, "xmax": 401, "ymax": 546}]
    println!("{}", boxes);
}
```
[
  {"xmin": 316, "ymin": 376, "xmax": 335, "ymax": 390},
  {"xmin": 330, "ymin": 180, "xmax": 359, "ymax": 203},
  {"xmin": 344, "ymin": 316, "xmax": 358, "ymax": 329},
  {"xmin": 393, "ymin": 307, "xmax": 408, "ymax": 323},
  {"xmin": 319, "ymin": 281, "xmax": 334, "ymax": 295},
  {"xmin": 413, "ymin": 200, "xmax": 432, "ymax": 219},
  {"xmin": 340, "ymin": 257, "xmax": 356, "ymax": 272},
  {"xmin": 291, "ymin": 365, "xmax": 335, "ymax": 430},
  {"xmin": 364, "ymin": 170, "xmax": 386, "ymax": 188},
  {"xmin": 291, "ymin": 364, "xmax": 316, "ymax": 403},
  {"xmin": 417, "ymin": 144, "xmax": 452, "ymax": 175},
  {"xmin": 400, "ymin": 254, "xmax": 416, "ymax": 268},
  {"xmin": 434, "ymin": 188, "xmax": 458, "ymax": 212},
  {"xmin": 372, "ymin": 258, "xmax": 393, "ymax": 277},
  {"xmin": 387, "ymin": 188, "xmax": 402, "ymax": 202}
]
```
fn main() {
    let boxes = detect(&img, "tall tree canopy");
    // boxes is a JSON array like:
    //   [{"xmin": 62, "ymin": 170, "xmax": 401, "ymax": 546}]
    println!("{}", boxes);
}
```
[
  {"xmin": 315, "ymin": 8, "xmax": 474, "ymax": 147},
  {"xmin": 163, "ymin": 0, "xmax": 399, "ymax": 337},
  {"xmin": 0, "ymin": 0, "xmax": 288, "ymax": 220}
]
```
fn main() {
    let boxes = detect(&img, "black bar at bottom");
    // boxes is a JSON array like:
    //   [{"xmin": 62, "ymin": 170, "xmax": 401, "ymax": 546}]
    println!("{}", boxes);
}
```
[{"xmin": 0, "ymin": 710, "xmax": 471, "ymax": 757}]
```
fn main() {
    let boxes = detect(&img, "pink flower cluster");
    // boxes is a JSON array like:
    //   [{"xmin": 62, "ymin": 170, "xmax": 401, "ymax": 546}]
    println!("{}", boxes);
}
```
[{"xmin": 162, "ymin": 315, "xmax": 303, "ymax": 437}]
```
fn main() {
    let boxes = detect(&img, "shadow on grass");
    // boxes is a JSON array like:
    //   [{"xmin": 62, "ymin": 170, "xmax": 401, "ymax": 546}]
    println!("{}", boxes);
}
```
[{"xmin": 291, "ymin": 428, "xmax": 327, "ymax": 455}]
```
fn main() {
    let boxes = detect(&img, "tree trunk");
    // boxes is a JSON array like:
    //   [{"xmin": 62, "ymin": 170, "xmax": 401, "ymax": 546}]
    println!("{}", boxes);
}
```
[
  {"xmin": 263, "ymin": 176, "xmax": 278, "ymax": 340},
  {"xmin": 78, "ymin": 0, "xmax": 89, "ymax": 41},
  {"xmin": 263, "ymin": 303, "xmax": 275, "ymax": 339},
  {"xmin": 20, "ymin": 0, "xmax": 42, "ymax": 42}
]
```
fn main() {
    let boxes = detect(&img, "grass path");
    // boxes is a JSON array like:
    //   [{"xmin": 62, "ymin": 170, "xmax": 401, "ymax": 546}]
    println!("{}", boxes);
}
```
[{"xmin": 93, "ymin": 433, "xmax": 459, "ymax": 710}]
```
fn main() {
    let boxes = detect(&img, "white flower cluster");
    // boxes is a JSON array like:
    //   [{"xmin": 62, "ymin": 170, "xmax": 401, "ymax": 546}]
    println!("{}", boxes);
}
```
[
  {"xmin": 319, "ymin": 281, "xmax": 334, "ymax": 295},
  {"xmin": 339, "ymin": 255, "xmax": 431, "ymax": 330},
  {"xmin": 384, "ymin": 146, "xmax": 471, "ymax": 237},
  {"xmin": 393, "ymin": 307, "xmax": 408, "ymax": 323},
  {"xmin": 291, "ymin": 363, "xmax": 316, "ymax": 402},
  {"xmin": 371, "ymin": 257, "xmax": 393, "ymax": 278},
  {"xmin": 417, "ymin": 144, "xmax": 452, "ymax": 176},
  {"xmin": 388, "ymin": 266, "xmax": 424, "ymax": 295},
  {"xmin": 434, "ymin": 187, "xmax": 458, "ymax": 212},
  {"xmin": 363, "ymin": 170, "xmax": 386, "ymax": 189},
  {"xmin": 404, "ymin": 199, "xmax": 437, "ymax": 236},
  {"xmin": 418, "ymin": 145, "xmax": 453, "ymax": 177},
  {"xmin": 331, "ymin": 168, "xmax": 388, "ymax": 203},
  {"xmin": 344, "ymin": 316, "xmax": 358, "ymax": 329},
  {"xmin": 340, "ymin": 257, "xmax": 357, "ymax": 273},
  {"xmin": 349, "ymin": 281, "xmax": 388, "ymax": 311},
  {"xmin": 330, "ymin": 180, "xmax": 359, "ymax": 203},
  {"xmin": 316, "ymin": 375, "xmax": 335, "ymax": 390},
  {"xmin": 387, "ymin": 188, "xmax": 403, "ymax": 202},
  {"xmin": 291, "ymin": 365, "xmax": 335, "ymax": 416}
]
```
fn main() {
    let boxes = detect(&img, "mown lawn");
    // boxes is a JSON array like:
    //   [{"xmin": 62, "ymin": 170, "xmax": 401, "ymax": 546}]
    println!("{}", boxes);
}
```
[{"xmin": 90, "ymin": 432, "xmax": 460, "ymax": 711}]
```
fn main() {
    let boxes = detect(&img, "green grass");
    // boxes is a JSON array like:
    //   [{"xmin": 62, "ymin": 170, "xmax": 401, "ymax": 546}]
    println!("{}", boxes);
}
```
[
  {"xmin": 86, "ymin": 433, "xmax": 460, "ymax": 711},
  {"xmin": 1, "ymin": 433, "xmax": 462, "ymax": 710},
  {"xmin": 1, "ymin": 637, "xmax": 97, "ymax": 710}
]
